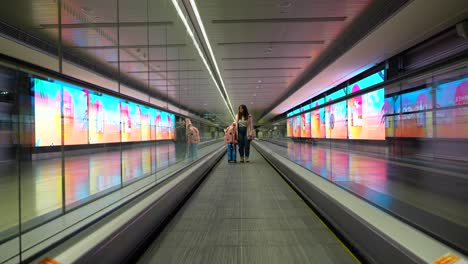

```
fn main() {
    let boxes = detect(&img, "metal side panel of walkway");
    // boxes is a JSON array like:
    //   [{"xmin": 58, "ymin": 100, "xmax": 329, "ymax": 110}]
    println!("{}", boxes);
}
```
[{"xmin": 137, "ymin": 148, "xmax": 358, "ymax": 264}]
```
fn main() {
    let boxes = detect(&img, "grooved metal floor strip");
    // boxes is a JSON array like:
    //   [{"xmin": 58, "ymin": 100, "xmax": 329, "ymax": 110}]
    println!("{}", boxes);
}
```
[{"xmin": 138, "ymin": 148, "xmax": 357, "ymax": 264}]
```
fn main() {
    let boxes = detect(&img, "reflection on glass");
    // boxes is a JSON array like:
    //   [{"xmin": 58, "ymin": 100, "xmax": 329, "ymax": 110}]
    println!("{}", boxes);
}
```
[
  {"xmin": 65, "ymin": 156, "xmax": 90, "ymax": 205},
  {"xmin": 89, "ymin": 152, "xmax": 121, "ymax": 193}
]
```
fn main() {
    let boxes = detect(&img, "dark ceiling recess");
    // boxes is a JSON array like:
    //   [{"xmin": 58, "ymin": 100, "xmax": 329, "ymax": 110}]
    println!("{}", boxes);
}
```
[
  {"xmin": 259, "ymin": 0, "xmax": 411, "ymax": 122},
  {"xmin": 212, "ymin": 17, "xmax": 346, "ymax": 24},
  {"xmin": 223, "ymin": 67, "xmax": 301, "ymax": 71},
  {"xmin": 224, "ymin": 75, "xmax": 295, "ymax": 79},
  {"xmin": 218, "ymin": 40, "xmax": 324, "ymax": 46},
  {"xmin": 127, "ymin": 69, "xmax": 203, "ymax": 73},
  {"xmin": 39, "ymin": 21, "xmax": 173, "ymax": 29},
  {"xmin": 75, "ymin": 44, "xmax": 186, "ymax": 49},
  {"xmin": 108, "ymin": 59, "xmax": 196, "ymax": 63},
  {"xmin": 222, "ymin": 56, "xmax": 311, "ymax": 60}
]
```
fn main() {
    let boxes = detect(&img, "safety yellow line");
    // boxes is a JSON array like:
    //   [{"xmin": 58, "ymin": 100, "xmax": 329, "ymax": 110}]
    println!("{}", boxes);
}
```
[
  {"xmin": 254, "ymin": 142, "xmax": 361, "ymax": 263},
  {"xmin": 283, "ymin": 173, "xmax": 362, "ymax": 263}
]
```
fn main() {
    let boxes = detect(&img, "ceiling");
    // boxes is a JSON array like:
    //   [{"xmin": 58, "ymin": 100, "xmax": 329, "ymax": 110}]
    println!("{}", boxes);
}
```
[{"xmin": 193, "ymin": 0, "xmax": 373, "ymax": 121}]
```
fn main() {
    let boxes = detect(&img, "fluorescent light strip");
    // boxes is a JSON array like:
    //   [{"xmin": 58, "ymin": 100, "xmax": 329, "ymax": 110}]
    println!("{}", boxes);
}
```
[
  {"xmin": 189, "ymin": 0, "xmax": 234, "ymax": 113},
  {"xmin": 170, "ymin": 0, "xmax": 235, "ymax": 120}
]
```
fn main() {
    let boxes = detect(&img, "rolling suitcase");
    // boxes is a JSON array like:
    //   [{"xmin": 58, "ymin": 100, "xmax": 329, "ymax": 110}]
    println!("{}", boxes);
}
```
[{"xmin": 227, "ymin": 143, "xmax": 237, "ymax": 163}]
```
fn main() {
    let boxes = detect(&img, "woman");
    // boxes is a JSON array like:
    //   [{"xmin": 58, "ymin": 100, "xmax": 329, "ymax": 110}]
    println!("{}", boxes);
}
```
[
  {"xmin": 235, "ymin": 104, "xmax": 254, "ymax": 163},
  {"xmin": 186, "ymin": 119, "xmax": 200, "ymax": 161}
]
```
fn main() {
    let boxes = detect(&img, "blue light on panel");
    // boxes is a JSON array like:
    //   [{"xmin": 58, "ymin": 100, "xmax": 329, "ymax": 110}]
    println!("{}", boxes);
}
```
[
  {"xmin": 326, "ymin": 89, "xmax": 347, "ymax": 102},
  {"xmin": 348, "ymin": 70, "xmax": 385, "ymax": 94}
]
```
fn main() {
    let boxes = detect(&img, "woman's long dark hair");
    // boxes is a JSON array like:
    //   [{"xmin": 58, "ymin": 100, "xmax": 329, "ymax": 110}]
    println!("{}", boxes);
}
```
[{"xmin": 238, "ymin": 104, "xmax": 249, "ymax": 119}]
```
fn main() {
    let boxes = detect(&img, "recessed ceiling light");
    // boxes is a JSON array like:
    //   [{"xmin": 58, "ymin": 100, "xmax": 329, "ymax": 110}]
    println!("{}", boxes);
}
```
[
  {"xmin": 253, "ymin": 93, "xmax": 256, "ymax": 96},
  {"xmin": 256, "ymin": 86, "xmax": 260, "ymax": 89},
  {"xmin": 250, "ymin": 102, "xmax": 254, "ymax": 105},
  {"xmin": 278, "ymin": 1, "xmax": 292, "ymax": 8},
  {"xmin": 80, "ymin": 7, "xmax": 92, "ymax": 13},
  {"xmin": 257, "ymin": 80, "xmax": 262, "ymax": 83}
]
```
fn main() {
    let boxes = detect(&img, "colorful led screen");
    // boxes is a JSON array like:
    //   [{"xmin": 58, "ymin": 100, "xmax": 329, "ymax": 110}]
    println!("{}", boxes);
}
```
[
  {"xmin": 120, "ymin": 102, "xmax": 142, "ymax": 142},
  {"xmin": 293, "ymin": 115, "xmax": 301, "ymax": 137},
  {"xmin": 435, "ymin": 77, "xmax": 468, "ymax": 138},
  {"xmin": 301, "ymin": 112, "xmax": 311, "ymax": 138},
  {"xmin": 63, "ymin": 85, "xmax": 89, "ymax": 145},
  {"xmin": 33, "ymin": 78, "xmax": 62, "ymax": 147},
  {"xmin": 311, "ymin": 98, "xmax": 325, "ymax": 109},
  {"xmin": 326, "ymin": 100, "xmax": 347, "ymax": 139},
  {"xmin": 397, "ymin": 88, "xmax": 433, "ymax": 138},
  {"xmin": 140, "ymin": 106, "xmax": 151, "ymax": 141},
  {"xmin": 89, "ymin": 93, "xmax": 121, "ymax": 144},
  {"xmin": 311, "ymin": 107, "xmax": 326, "ymax": 138},
  {"xmin": 326, "ymin": 88, "xmax": 346, "ymax": 102},
  {"xmin": 287, "ymin": 118, "xmax": 292, "ymax": 137},
  {"xmin": 347, "ymin": 70, "xmax": 385, "ymax": 94},
  {"xmin": 348, "ymin": 88, "xmax": 385, "ymax": 140}
]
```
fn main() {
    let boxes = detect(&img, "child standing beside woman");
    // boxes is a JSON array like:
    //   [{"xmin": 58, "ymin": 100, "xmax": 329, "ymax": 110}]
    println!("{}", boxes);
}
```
[{"xmin": 235, "ymin": 104, "xmax": 255, "ymax": 163}]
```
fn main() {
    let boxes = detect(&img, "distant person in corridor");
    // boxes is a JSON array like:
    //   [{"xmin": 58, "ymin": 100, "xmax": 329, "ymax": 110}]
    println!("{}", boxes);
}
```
[
  {"xmin": 235, "ymin": 104, "xmax": 255, "ymax": 163},
  {"xmin": 186, "ymin": 119, "xmax": 200, "ymax": 161}
]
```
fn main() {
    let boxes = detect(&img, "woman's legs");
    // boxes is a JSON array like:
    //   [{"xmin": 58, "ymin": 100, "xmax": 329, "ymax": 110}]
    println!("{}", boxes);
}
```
[
  {"xmin": 192, "ymin": 144, "xmax": 198, "ymax": 160},
  {"xmin": 238, "ymin": 127, "xmax": 247, "ymax": 159},
  {"xmin": 245, "ymin": 139, "xmax": 250, "ymax": 160}
]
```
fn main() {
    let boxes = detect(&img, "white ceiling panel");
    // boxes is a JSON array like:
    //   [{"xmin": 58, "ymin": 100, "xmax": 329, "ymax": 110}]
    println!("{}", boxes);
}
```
[{"xmin": 195, "ymin": 0, "xmax": 373, "ymax": 121}]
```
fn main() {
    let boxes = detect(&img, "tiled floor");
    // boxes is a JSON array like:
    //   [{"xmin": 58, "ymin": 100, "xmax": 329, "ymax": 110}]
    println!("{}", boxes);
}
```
[{"xmin": 138, "ymin": 148, "xmax": 357, "ymax": 264}]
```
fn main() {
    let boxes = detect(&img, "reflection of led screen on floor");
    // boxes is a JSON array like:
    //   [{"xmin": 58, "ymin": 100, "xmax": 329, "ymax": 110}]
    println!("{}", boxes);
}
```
[
  {"xmin": 348, "ymin": 70, "xmax": 385, "ymax": 94},
  {"xmin": 397, "ymin": 88, "xmax": 433, "ymax": 138},
  {"xmin": 287, "ymin": 118, "xmax": 292, "ymax": 137},
  {"xmin": 326, "ymin": 100, "xmax": 347, "ymax": 139},
  {"xmin": 293, "ymin": 115, "xmax": 301, "ymax": 137},
  {"xmin": 301, "ymin": 112, "xmax": 311, "ymax": 138},
  {"xmin": 348, "ymin": 88, "xmax": 385, "ymax": 140},
  {"xmin": 311, "ymin": 108, "xmax": 325, "ymax": 138},
  {"xmin": 435, "ymin": 77, "xmax": 468, "ymax": 138},
  {"xmin": 89, "ymin": 93, "xmax": 121, "ymax": 144},
  {"xmin": 63, "ymin": 85, "xmax": 89, "ymax": 145},
  {"xmin": 33, "ymin": 78, "xmax": 62, "ymax": 147}
]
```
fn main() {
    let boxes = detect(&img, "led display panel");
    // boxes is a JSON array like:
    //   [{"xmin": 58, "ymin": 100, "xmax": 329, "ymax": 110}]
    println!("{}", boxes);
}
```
[
  {"xmin": 293, "ymin": 115, "xmax": 301, "ymax": 137},
  {"xmin": 170, "ymin": 113, "xmax": 176, "ymax": 140},
  {"xmin": 396, "ymin": 88, "xmax": 433, "ymax": 138},
  {"xmin": 326, "ymin": 88, "xmax": 346, "ymax": 102},
  {"xmin": 300, "ymin": 112, "xmax": 311, "ymax": 138},
  {"xmin": 435, "ymin": 78, "xmax": 468, "ymax": 138},
  {"xmin": 33, "ymin": 78, "xmax": 62, "ymax": 146},
  {"xmin": 326, "ymin": 100, "xmax": 347, "ymax": 139},
  {"xmin": 311, "ymin": 107, "xmax": 326, "ymax": 138},
  {"xmin": 89, "ymin": 93, "xmax": 121, "ymax": 144},
  {"xmin": 120, "ymin": 102, "xmax": 142, "ymax": 142},
  {"xmin": 160, "ymin": 111, "xmax": 170, "ymax": 140},
  {"xmin": 141, "ymin": 106, "xmax": 151, "ymax": 141},
  {"xmin": 63, "ymin": 85, "xmax": 89, "ymax": 145},
  {"xmin": 348, "ymin": 88, "xmax": 385, "ymax": 140},
  {"xmin": 287, "ymin": 118, "xmax": 292, "ymax": 137},
  {"xmin": 347, "ymin": 70, "xmax": 385, "ymax": 94}
]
